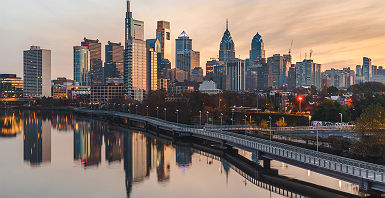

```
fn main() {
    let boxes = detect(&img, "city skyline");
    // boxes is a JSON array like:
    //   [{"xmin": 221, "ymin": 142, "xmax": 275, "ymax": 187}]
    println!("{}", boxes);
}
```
[{"xmin": 2, "ymin": 0, "xmax": 385, "ymax": 79}]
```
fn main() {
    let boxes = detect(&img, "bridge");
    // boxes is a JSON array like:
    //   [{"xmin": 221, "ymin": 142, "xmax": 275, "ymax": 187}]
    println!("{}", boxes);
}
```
[{"xmin": 75, "ymin": 108, "xmax": 385, "ymax": 193}]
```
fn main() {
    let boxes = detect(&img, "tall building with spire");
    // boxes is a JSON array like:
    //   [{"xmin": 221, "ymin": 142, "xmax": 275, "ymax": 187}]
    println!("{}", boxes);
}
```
[
  {"xmin": 250, "ymin": 33, "xmax": 265, "ymax": 60},
  {"xmin": 124, "ymin": 0, "xmax": 147, "ymax": 101},
  {"xmin": 219, "ymin": 20, "xmax": 235, "ymax": 63}
]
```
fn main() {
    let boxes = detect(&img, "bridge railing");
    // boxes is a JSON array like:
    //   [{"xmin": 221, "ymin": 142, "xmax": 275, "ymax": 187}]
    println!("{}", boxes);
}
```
[{"xmin": 205, "ymin": 125, "xmax": 353, "ymax": 131}]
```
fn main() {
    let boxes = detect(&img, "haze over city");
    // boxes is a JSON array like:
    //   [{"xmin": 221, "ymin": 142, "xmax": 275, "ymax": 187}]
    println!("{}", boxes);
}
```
[{"xmin": 2, "ymin": 0, "xmax": 385, "ymax": 79}]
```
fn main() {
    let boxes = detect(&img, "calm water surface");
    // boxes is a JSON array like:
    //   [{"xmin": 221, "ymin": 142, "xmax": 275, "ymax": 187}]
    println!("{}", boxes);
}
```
[{"xmin": 0, "ymin": 110, "xmax": 364, "ymax": 198}]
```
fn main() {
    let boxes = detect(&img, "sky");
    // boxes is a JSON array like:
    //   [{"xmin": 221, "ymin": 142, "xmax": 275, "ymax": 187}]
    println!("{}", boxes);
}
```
[{"xmin": 1, "ymin": 0, "xmax": 385, "ymax": 79}]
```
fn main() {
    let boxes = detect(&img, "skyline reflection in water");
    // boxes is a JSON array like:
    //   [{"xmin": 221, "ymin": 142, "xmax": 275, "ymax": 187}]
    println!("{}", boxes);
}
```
[{"xmin": 0, "ymin": 110, "xmax": 365, "ymax": 198}]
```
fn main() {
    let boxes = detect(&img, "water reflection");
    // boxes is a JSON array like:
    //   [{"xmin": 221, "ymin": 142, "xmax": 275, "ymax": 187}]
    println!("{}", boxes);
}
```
[
  {"xmin": 23, "ymin": 111, "xmax": 51, "ymax": 165},
  {"xmin": 73, "ymin": 121, "xmax": 102, "ymax": 167},
  {"xmin": 0, "ymin": 110, "xmax": 369, "ymax": 197},
  {"xmin": 0, "ymin": 111, "xmax": 23, "ymax": 137}
]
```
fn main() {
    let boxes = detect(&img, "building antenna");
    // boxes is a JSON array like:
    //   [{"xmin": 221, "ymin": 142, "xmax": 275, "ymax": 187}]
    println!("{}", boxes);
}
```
[
  {"xmin": 288, "ymin": 40, "xmax": 293, "ymax": 55},
  {"xmin": 310, "ymin": 49, "xmax": 313, "ymax": 60},
  {"xmin": 226, "ymin": 19, "xmax": 229, "ymax": 30}
]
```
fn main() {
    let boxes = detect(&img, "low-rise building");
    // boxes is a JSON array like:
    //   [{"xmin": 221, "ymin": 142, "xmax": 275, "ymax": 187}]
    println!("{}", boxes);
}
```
[
  {"xmin": 0, "ymin": 74, "xmax": 23, "ymax": 98},
  {"xmin": 91, "ymin": 83, "xmax": 124, "ymax": 103}
]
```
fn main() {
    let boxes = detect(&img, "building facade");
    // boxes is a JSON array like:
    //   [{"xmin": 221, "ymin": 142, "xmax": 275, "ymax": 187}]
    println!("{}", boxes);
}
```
[
  {"xmin": 74, "ymin": 46, "xmax": 90, "ymax": 86},
  {"xmin": 104, "ymin": 41, "xmax": 124, "ymax": 80},
  {"xmin": 124, "ymin": 1, "xmax": 147, "ymax": 101},
  {"xmin": 249, "ymin": 32, "xmax": 265, "ymax": 60},
  {"xmin": 175, "ymin": 31, "xmax": 193, "ymax": 72},
  {"xmin": 0, "ymin": 74, "xmax": 23, "ymax": 98},
  {"xmin": 219, "ymin": 20, "xmax": 235, "ymax": 63},
  {"xmin": 146, "ymin": 39, "xmax": 159, "ymax": 92},
  {"xmin": 81, "ymin": 38, "xmax": 104, "ymax": 85},
  {"xmin": 91, "ymin": 83, "xmax": 125, "ymax": 103},
  {"xmin": 156, "ymin": 21, "xmax": 172, "ymax": 62},
  {"xmin": 23, "ymin": 46, "xmax": 51, "ymax": 97},
  {"xmin": 226, "ymin": 59, "xmax": 246, "ymax": 92},
  {"xmin": 295, "ymin": 59, "xmax": 321, "ymax": 89}
]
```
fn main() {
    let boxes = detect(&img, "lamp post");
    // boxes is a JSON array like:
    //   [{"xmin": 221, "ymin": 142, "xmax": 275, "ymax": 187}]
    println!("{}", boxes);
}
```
[
  {"xmin": 176, "ymin": 109, "xmax": 179, "ymax": 123},
  {"xmin": 244, "ymin": 115, "xmax": 247, "ymax": 125},
  {"xmin": 316, "ymin": 124, "xmax": 319, "ymax": 153},
  {"xmin": 156, "ymin": 107, "xmax": 159, "ymax": 118},
  {"xmin": 206, "ymin": 111, "xmax": 209, "ymax": 125},
  {"xmin": 309, "ymin": 115, "xmax": 312, "ymax": 127},
  {"xmin": 135, "ymin": 105, "xmax": 138, "ymax": 114},
  {"xmin": 164, "ymin": 108, "xmax": 167, "ymax": 120},
  {"xmin": 220, "ymin": 113, "xmax": 223, "ymax": 128},
  {"xmin": 146, "ymin": 105, "xmax": 149, "ymax": 116},
  {"xmin": 199, "ymin": 111, "xmax": 202, "ymax": 126},
  {"xmin": 298, "ymin": 96, "xmax": 303, "ymax": 114},
  {"xmin": 339, "ymin": 113, "xmax": 343, "ymax": 130},
  {"xmin": 269, "ymin": 116, "xmax": 272, "ymax": 149},
  {"xmin": 232, "ymin": 110, "xmax": 234, "ymax": 125}
]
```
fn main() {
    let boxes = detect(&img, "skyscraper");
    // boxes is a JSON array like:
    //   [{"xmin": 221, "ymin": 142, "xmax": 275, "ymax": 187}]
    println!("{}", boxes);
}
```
[
  {"xmin": 362, "ymin": 57, "xmax": 372, "ymax": 82},
  {"xmin": 295, "ymin": 59, "xmax": 322, "ymax": 89},
  {"xmin": 73, "ymin": 46, "xmax": 90, "ymax": 86},
  {"xmin": 23, "ymin": 46, "xmax": 51, "ymax": 97},
  {"xmin": 175, "ymin": 31, "xmax": 192, "ymax": 72},
  {"xmin": 124, "ymin": 0, "xmax": 147, "ymax": 100},
  {"xmin": 250, "ymin": 33, "xmax": 265, "ymax": 60},
  {"xmin": 146, "ymin": 39, "xmax": 160, "ymax": 92},
  {"xmin": 104, "ymin": 41, "xmax": 124, "ymax": 80},
  {"xmin": 81, "ymin": 38, "xmax": 104, "ymax": 85},
  {"xmin": 156, "ymin": 21, "xmax": 171, "ymax": 62},
  {"xmin": 219, "ymin": 20, "xmax": 235, "ymax": 63},
  {"xmin": 226, "ymin": 59, "xmax": 246, "ymax": 91}
]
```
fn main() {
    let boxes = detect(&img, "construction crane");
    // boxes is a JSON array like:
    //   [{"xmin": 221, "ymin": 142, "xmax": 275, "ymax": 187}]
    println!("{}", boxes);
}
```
[
  {"xmin": 310, "ymin": 49, "xmax": 313, "ymax": 60},
  {"xmin": 288, "ymin": 40, "xmax": 293, "ymax": 55}
]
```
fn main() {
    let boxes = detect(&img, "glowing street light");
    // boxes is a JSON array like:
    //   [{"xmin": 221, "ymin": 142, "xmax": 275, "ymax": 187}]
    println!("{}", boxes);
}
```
[{"xmin": 298, "ymin": 96, "xmax": 303, "ymax": 114}]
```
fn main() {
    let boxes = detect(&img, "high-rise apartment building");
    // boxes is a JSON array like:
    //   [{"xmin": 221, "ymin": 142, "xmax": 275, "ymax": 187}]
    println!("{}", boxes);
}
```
[
  {"xmin": 287, "ymin": 65, "xmax": 296, "ymax": 90},
  {"xmin": 146, "ymin": 39, "xmax": 159, "ymax": 92},
  {"xmin": 81, "ymin": 38, "xmax": 104, "ymax": 85},
  {"xmin": 74, "ymin": 46, "xmax": 90, "ymax": 86},
  {"xmin": 362, "ymin": 57, "xmax": 372, "ymax": 82},
  {"xmin": 191, "ymin": 50, "xmax": 200, "ymax": 70},
  {"xmin": 156, "ymin": 21, "xmax": 171, "ymax": 62},
  {"xmin": 104, "ymin": 41, "xmax": 124, "ymax": 80},
  {"xmin": 23, "ymin": 46, "xmax": 51, "ymax": 97},
  {"xmin": 219, "ymin": 20, "xmax": 235, "ymax": 63},
  {"xmin": 267, "ymin": 54, "xmax": 287, "ymax": 89},
  {"xmin": 323, "ymin": 68, "xmax": 355, "ymax": 89},
  {"xmin": 295, "ymin": 59, "xmax": 321, "ymax": 89},
  {"xmin": 226, "ymin": 59, "xmax": 246, "ymax": 91},
  {"xmin": 124, "ymin": 0, "xmax": 147, "ymax": 101},
  {"xmin": 175, "ymin": 31, "xmax": 192, "ymax": 72},
  {"xmin": 250, "ymin": 32, "xmax": 265, "ymax": 60}
]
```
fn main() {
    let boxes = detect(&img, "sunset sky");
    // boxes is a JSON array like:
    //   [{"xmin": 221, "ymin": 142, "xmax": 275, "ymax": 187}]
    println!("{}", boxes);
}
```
[{"xmin": 1, "ymin": 0, "xmax": 385, "ymax": 79}]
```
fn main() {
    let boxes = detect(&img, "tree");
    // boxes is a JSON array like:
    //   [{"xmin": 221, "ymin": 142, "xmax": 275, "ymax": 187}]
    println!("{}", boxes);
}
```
[
  {"xmin": 353, "ymin": 104, "xmax": 385, "ymax": 159},
  {"xmin": 275, "ymin": 118, "xmax": 287, "ymax": 127},
  {"xmin": 327, "ymin": 86, "xmax": 339, "ymax": 96},
  {"xmin": 312, "ymin": 99, "xmax": 348, "ymax": 122},
  {"xmin": 259, "ymin": 119, "xmax": 268, "ymax": 128},
  {"xmin": 349, "ymin": 82, "xmax": 385, "ymax": 96}
]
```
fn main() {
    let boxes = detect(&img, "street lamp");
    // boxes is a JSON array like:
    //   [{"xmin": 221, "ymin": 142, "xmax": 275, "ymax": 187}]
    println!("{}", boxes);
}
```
[
  {"xmin": 135, "ymin": 105, "xmax": 138, "ymax": 114},
  {"xmin": 339, "ymin": 113, "xmax": 343, "ymax": 130},
  {"xmin": 156, "ymin": 107, "xmax": 159, "ymax": 118},
  {"xmin": 206, "ymin": 111, "xmax": 209, "ymax": 125},
  {"xmin": 244, "ymin": 115, "xmax": 247, "ymax": 125},
  {"xmin": 176, "ymin": 109, "xmax": 179, "ymax": 123},
  {"xmin": 298, "ymin": 96, "xmax": 303, "ymax": 114},
  {"xmin": 231, "ymin": 110, "xmax": 235, "ymax": 125},
  {"xmin": 199, "ymin": 111, "xmax": 202, "ymax": 126},
  {"xmin": 269, "ymin": 116, "xmax": 272, "ymax": 149},
  {"xmin": 309, "ymin": 115, "xmax": 312, "ymax": 127},
  {"xmin": 164, "ymin": 108, "xmax": 167, "ymax": 120},
  {"xmin": 146, "ymin": 105, "xmax": 149, "ymax": 116},
  {"xmin": 220, "ymin": 113, "xmax": 223, "ymax": 128}
]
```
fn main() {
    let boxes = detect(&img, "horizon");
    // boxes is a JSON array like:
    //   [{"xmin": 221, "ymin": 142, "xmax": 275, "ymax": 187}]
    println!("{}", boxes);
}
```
[{"xmin": 1, "ymin": 0, "xmax": 385, "ymax": 79}]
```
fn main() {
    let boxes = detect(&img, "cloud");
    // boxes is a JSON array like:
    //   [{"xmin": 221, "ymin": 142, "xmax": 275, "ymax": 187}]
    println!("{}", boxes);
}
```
[{"xmin": 1, "ymin": 0, "xmax": 385, "ymax": 79}]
